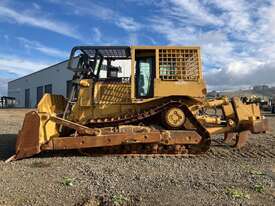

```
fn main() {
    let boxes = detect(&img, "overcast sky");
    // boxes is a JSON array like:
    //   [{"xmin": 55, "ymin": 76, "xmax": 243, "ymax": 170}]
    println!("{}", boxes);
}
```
[{"xmin": 0, "ymin": 0, "xmax": 275, "ymax": 95}]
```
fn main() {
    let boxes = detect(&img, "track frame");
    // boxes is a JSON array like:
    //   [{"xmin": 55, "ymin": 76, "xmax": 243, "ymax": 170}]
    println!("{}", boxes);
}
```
[{"xmin": 41, "ymin": 130, "xmax": 202, "ymax": 151}]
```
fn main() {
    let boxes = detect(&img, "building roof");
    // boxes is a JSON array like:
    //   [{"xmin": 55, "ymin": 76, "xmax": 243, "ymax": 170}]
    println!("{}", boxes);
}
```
[{"xmin": 8, "ymin": 59, "xmax": 70, "ymax": 83}]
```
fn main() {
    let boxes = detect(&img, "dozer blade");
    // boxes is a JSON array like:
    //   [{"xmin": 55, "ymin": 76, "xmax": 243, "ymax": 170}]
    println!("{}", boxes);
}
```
[
  {"xmin": 13, "ymin": 111, "xmax": 41, "ymax": 160},
  {"xmin": 6, "ymin": 94, "xmax": 67, "ymax": 162}
]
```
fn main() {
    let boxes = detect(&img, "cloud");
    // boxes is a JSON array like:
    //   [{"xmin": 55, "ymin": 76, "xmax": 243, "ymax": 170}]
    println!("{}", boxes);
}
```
[
  {"xmin": 150, "ymin": 18, "xmax": 234, "ymax": 65},
  {"xmin": 0, "ymin": 53, "xmax": 50, "ymax": 98},
  {"xmin": 0, "ymin": 54, "xmax": 51, "ymax": 76},
  {"xmin": 116, "ymin": 17, "xmax": 141, "ymax": 31},
  {"xmin": 0, "ymin": 0, "xmax": 274, "ymax": 92},
  {"xmin": 167, "ymin": 0, "xmax": 223, "ymax": 26},
  {"xmin": 0, "ymin": 4, "xmax": 82, "ymax": 39},
  {"xmin": 204, "ymin": 61, "xmax": 275, "ymax": 90},
  {"xmin": 32, "ymin": 3, "xmax": 41, "ymax": 10},
  {"xmin": 92, "ymin": 28, "xmax": 102, "ymax": 42},
  {"xmin": 128, "ymin": 33, "xmax": 138, "ymax": 44},
  {"xmin": 0, "ymin": 77, "xmax": 9, "ymax": 96},
  {"xmin": 149, "ymin": 0, "xmax": 275, "ymax": 90},
  {"xmin": 208, "ymin": 0, "xmax": 251, "ymax": 32},
  {"xmin": 17, "ymin": 37, "xmax": 68, "ymax": 58},
  {"xmin": 50, "ymin": 0, "xmax": 142, "ymax": 32},
  {"xmin": 65, "ymin": 0, "xmax": 115, "ymax": 21}
]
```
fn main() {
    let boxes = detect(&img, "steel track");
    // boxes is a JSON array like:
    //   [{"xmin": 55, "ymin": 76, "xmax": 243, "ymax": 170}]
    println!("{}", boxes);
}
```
[
  {"xmin": 71, "ymin": 99, "xmax": 273, "ymax": 158},
  {"xmin": 81, "ymin": 99, "xmax": 211, "ymax": 154},
  {"xmin": 79, "ymin": 145, "xmax": 275, "ymax": 159},
  {"xmin": 88, "ymin": 99, "xmax": 194, "ymax": 127}
]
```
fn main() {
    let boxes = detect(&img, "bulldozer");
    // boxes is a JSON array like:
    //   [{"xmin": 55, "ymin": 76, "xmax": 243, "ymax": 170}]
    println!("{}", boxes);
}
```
[{"xmin": 8, "ymin": 46, "xmax": 268, "ymax": 161}]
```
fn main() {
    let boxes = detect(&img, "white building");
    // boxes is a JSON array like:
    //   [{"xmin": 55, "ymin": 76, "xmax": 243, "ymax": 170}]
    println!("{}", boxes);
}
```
[
  {"xmin": 8, "ymin": 60, "xmax": 74, "ymax": 108},
  {"xmin": 8, "ymin": 59, "xmax": 130, "ymax": 108}
]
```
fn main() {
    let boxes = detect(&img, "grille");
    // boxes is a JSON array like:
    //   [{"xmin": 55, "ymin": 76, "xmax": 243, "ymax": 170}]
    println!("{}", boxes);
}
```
[{"xmin": 159, "ymin": 48, "xmax": 200, "ymax": 81}]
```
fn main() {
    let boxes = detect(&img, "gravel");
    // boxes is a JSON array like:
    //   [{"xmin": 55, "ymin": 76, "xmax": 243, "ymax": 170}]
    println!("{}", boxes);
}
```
[{"xmin": 0, "ymin": 109, "xmax": 274, "ymax": 206}]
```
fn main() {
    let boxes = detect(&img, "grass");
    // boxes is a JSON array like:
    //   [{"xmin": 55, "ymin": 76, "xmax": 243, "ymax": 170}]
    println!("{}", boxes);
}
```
[
  {"xmin": 249, "ymin": 169, "xmax": 266, "ymax": 176},
  {"xmin": 226, "ymin": 187, "xmax": 250, "ymax": 199},
  {"xmin": 241, "ymin": 165, "xmax": 268, "ymax": 184},
  {"xmin": 240, "ymin": 165, "xmax": 266, "ymax": 176},
  {"xmin": 62, "ymin": 176, "xmax": 74, "ymax": 186},
  {"xmin": 254, "ymin": 183, "xmax": 264, "ymax": 193},
  {"xmin": 240, "ymin": 166, "xmax": 267, "ymax": 194},
  {"xmin": 111, "ymin": 194, "xmax": 129, "ymax": 206}
]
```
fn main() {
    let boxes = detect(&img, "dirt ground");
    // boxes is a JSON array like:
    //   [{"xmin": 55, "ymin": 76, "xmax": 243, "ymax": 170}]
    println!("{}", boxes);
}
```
[{"xmin": 0, "ymin": 109, "xmax": 274, "ymax": 206}]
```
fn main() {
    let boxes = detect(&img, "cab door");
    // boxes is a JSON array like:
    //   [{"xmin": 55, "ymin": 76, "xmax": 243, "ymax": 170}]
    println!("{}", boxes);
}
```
[{"xmin": 135, "ymin": 56, "xmax": 155, "ymax": 98}]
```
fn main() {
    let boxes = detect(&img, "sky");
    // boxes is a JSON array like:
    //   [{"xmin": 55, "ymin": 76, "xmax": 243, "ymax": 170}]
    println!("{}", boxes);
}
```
[{"xmin": 0, "ymin": 0, "xmax": 275, "ymax": 96}]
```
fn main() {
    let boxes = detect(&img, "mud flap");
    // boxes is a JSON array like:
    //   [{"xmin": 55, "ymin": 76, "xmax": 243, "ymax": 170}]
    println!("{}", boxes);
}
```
[{"xmin": 14, "ymin": 111, "xmax": 41, "ymax": 160}]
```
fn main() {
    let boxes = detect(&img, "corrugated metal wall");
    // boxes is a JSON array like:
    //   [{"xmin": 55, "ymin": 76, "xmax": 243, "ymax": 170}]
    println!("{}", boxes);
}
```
[
  {"xmin": 8, "ymin": 60, "xmax": 74, "ymax": 108},
  {"xmin": 8, "ymin": 59, "xmax": 131, "ymax": 108}
]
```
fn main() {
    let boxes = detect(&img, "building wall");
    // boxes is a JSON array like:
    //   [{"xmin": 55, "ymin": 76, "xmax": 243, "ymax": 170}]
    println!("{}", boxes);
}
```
[
  {"xmin": 8, "ymin": 59, "xmax": 131, "ymax": 108},
  {"xmin": 8, "ymin": 60, "xmax": 74, "ymax": 108}
]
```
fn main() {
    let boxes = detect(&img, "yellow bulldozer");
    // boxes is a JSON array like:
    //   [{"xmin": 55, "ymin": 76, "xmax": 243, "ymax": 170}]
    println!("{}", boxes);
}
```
[{"xmin": 9, "ymin": 46, "xmax": 268, "ymax": 161}]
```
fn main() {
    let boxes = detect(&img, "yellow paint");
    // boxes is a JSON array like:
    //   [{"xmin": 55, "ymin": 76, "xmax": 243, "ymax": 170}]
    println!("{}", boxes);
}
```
[
  {"xmin": 37, "ymin": 94, "xmax": 65, "ymax": 144},
  {"xmin": 26, "ymin": 46, "xmax": 265, "ymax": 146}
]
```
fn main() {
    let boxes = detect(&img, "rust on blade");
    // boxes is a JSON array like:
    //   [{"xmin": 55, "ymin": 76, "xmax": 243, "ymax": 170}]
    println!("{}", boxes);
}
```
[
  {"xmin": 234, "ymin": 130, "xmax": 251, "ymax": 149},
  {"xmin": 14, "ymin": 111, "xmax": 41, "ymax": 160},
  {"xmin": 250, "ymin": 119, "xmax": 269, "ymax": 133},
  {"xmin": 223, "ymin": 132, "xmax": 236, "ymax": 145}
]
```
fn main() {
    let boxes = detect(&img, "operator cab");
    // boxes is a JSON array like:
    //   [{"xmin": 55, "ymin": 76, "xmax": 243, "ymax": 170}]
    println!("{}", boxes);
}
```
[
  {"xmin": 67, "ymin": 46, "xmax": 156, "ymax": 100},
  {"xmin": 106, "ymin": 59, "xmax": 119, "ymax": 79},
  {"xmin": 69, "ymin": 46, "xmax": 129, "ymax": 81}
]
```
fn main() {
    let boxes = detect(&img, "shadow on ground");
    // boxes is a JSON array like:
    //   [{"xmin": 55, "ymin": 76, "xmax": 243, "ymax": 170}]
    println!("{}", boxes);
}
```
[
  {"xmin": 0, "ymin": 134, "xmax": 16, "ymax": 161},
  {"xmin": 0, "ymin": 133, "xmax": 261, "ymax": 161},
  {"xmin": 0, "ymin": 133, "xmax": 84, "ymax": 161}
]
